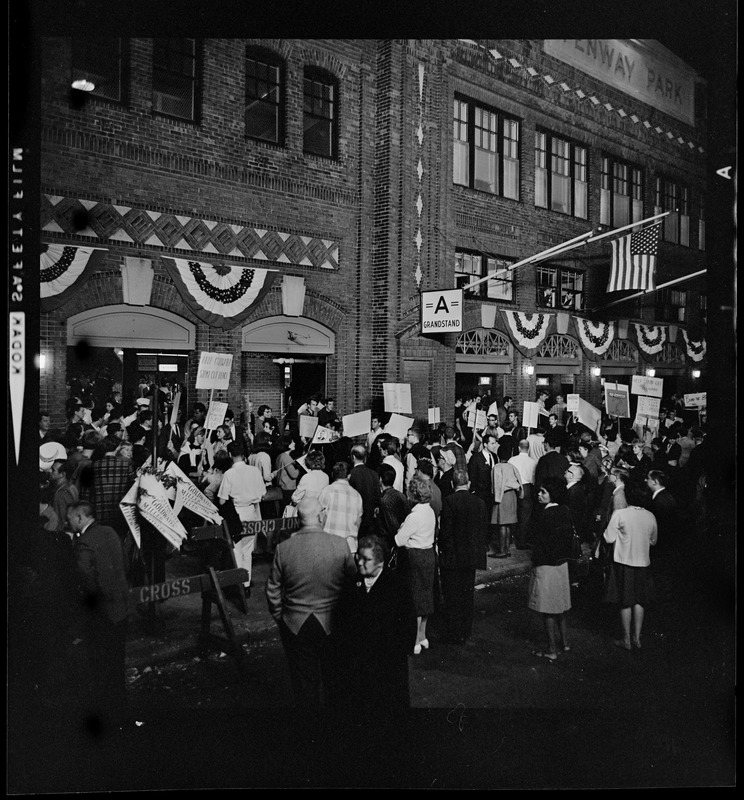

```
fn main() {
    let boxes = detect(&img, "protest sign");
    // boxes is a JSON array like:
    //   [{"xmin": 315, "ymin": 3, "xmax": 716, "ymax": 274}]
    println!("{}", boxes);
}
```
[
  {"xmin": 684, "ymin": 392, "xmax": 706, "ymax": 408},
  {"xmin": 342, "ymin": 409, "xmax": 372, "ymax": 438},
  {"xmin": 195, "ymin": 351, "xmax": 233, "ymax": 390},
  {"xmin": 385, "ymin": 413, "xmax": 414, "ymax": 442},
  {"xmin": 311, "ymin": 425, "xmax": 336, "ymax": 444},
  {"xmin": 165, "ymin": 461, "xmax": 223, "ymax": 523},
  {"xmin": 636, "ymin": 395, "xmax": 661, "ymax": 418},
  {"xmin": 604, "ymin": 382, "xmax": 630, "ymax": 418},
  {"xmin": 136, "ymin": 472, "xmax": 189, "ymax": 549},
  {"xmin": 205, "ymin": 400, "xmax": 228, "ymax": 431},
  {"xmin": 169, "ymin": 391, "xmax": 182, "ymax": 426},
  {"xmin": 299, "ymin": 414, "xmax": 319, "ymax": 439},
  {"xmin": 466, "ymin": 409, "xmax": 487, "ymax": 430},
  {"xmin": 383, "ymin": 383, "xmax": 413, "ymax": 414},
  {"xmin": 522, "ymin": 401, "xmax": 540, "ymax": 430},
  {"xmin": 566, "ymin": 394, "xmax": 580, "ymax": 412},
  {"xmin": 631, "ymin": 374, "xmax": 664, "ymax": 398},
  {"xmin": 119, "ymin": 479, "xmax": 142, "ymax": 549},
  {"xmin": 428, "ymin": 407, "xmax": 441, "ymax": 425},
  {"xmin": 577, "ymin": 398, "xmax": 602, "ymax": 433}
]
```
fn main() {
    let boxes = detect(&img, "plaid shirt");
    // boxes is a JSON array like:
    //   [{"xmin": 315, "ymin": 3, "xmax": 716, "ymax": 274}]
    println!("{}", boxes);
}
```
[
  {"xmin": 92, "ymin": 454, "xmax": 134, "ymax": 531},
  {"xmin": 318, "ymin": 479, "xmax": 363, "ymax": 544}
]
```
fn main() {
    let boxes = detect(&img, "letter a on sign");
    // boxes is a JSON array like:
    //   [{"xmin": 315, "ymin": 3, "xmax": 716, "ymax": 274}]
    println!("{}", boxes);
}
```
[
  {"xmin": 434, "ymin": 295, "xmax": 449, "ymax": 313},
  {"xmin": 420, "ymin": 288, "xmax": 463, "ymax": 333}
]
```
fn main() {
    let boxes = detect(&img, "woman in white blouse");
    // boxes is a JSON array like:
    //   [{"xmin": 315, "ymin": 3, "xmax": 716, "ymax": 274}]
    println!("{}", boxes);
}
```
[
  {"xmin": 290, "ymin": 448, "xmax": 329, "ymax": 505},
  {"xmin": 395, "ymin": 473, "xmax": 437, "ymax": 655}
]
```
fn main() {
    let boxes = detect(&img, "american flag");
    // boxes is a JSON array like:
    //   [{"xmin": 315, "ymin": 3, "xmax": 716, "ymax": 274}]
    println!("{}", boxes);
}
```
[{"xmin": 607, "ymin": 222, "xmax": 662, "ymax": 293}]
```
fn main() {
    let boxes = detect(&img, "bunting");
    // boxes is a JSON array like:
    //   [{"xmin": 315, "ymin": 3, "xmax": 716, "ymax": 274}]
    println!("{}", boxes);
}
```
[
  {"xmin": 161, "ymin": 257, "xmax": 278, "ymax": 329},
  {"xmin": 681, "ymin": 330, "xmax": 706, "ymax": 362},
  {"xmin": 40, "ymin": 243, "xmax": 108, "ymax": 311},
  {"xmin": 575, "ymin": 318, "xmax": 615, "ymax": 356},
  {"xmin": 502, "ymin": 310, "xmax": 552, "ymax": 349},
  {"xmin": 634, "ymin": 324, "xmax": 667, "ymax": 355}
]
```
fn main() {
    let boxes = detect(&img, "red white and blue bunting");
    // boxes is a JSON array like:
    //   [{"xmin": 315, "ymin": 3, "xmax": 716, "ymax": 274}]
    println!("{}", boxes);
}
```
[
  {"xmin": 40, "ymin": 243, "xmax": 108, "ymax": 311},
  {"xmin": 634, "ymin": 323, "xmax": 667, "ymax": 355},
  {"xmin": 502, "ymin": 310, "xmax": 552, "ymax": 349},
  {"xmin": 681, "ymin": 329, "xmax": 706, "ymax": 362},
  {"xmin": 575, "ymin": 318, "xmax": 615, "ymax": 356},
  {"xmin": 161, "ymin": 257, "xmax": 278, "ymax": 330}
]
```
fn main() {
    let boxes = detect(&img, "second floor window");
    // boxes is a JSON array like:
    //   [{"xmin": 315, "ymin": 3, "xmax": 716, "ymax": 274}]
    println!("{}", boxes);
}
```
[
  {"xmin": 72, "ymin": 38, "xmax": 126, "ymax": 103},
  {"xmin": 245, "ymin": 49, "xmax": 284, "ymax": 145},
  {"xmin": 536, "ymin": 265, "xmax": 584, "ymax": 311},
  {"xmin": 535, "ymin": 131, "xmax": 587, "ymax": 218},
  {"xmin": 455, "ymin": 251, "xmax": 515, "ymax": 301},
  {"xmin": 303, "ymin": 68, "xmax": 337, "ymax": 158},
  {"xmin": 601, "ymin": 156, "xmax": 644, "ymax": 227},
  {"xmin": 153, "ymin": 39, "xmax": 198, "ymax": 122},
  {"xmin": 655, "ymin": 288, "xmax": 687, "ymax": 323},
  {"xmin": 453, "ymin": 97, "xmax": 520, "ymax": 199},
  {"xmin": 655, "ymin": 177, "xmax": 690, "ymax": 246}
]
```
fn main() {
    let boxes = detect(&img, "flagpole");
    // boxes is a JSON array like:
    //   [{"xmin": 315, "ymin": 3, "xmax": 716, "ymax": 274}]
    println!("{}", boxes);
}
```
[
  {"xmin": 590, "ymin": 268, "xmax": 707, "ymax": 312},
  {"xmin": 586, "ymin": 211, "xmax": 670, "ymax": 245}
]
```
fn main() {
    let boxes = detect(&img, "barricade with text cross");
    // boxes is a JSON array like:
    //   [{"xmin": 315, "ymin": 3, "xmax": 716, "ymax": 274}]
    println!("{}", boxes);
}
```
[
  {"xmin": 128, "ymin": 567, "xmax": 251, "ymax": 672},
  {"xmin": 191, "ymin": 520, "xmax": 249, "ymax": 613}
]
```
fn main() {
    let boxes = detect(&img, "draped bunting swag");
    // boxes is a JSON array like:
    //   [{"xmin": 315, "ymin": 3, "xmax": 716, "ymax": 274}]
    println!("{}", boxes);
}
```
[
  {"xmin": 634, "ymin": 324, "xmax": 667, "ymax": 355},
  {"xmin": 575, "ymin": 318, "xmax": 615, "ymax": 356},
  {"xmin": 40, "ymin": 243, "xmax": 108, "ymax": 311},
  {"xmin": 502, "ymin": 310, "xmax": 552, "ymax": 349},
  {"xmin": 681, "ymin": 330, "xmax": 706, "ymax": 362},
  {"xmin": 160, "ymin": 257, "xmax": 278, "ymax": 330}
]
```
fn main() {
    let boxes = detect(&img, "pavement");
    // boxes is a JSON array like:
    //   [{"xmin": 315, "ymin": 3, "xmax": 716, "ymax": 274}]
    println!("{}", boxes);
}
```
[{"xmin": 125, "ymin": 542, "xmax": 534, "ymax": 671}]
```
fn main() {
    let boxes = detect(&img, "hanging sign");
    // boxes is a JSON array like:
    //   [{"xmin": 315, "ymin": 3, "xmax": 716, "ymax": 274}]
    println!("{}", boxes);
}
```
[
  {"xmin": 631, "ymin": 374, "xmax": 664, "ymax": 397},
  {"xmin": 420, "ymin": 288, "xmax": 463, "ymax": 333},
  {"xmin": 195, "ymin": 351, "xmax": 233, "ymax": 390}
]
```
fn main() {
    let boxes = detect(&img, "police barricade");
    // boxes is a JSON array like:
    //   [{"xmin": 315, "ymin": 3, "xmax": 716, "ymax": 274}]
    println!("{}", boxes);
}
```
[{"xmin": 242, "ymin": 515, "xmax": 301, "ymax": 553}]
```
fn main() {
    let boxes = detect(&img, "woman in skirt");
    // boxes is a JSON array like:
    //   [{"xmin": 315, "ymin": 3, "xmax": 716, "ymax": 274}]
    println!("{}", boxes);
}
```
[
  {"xmin": 395, "ymin": 472, "xmax": 437, "ymax": 655},
  {"xmin": 528, "ymin": 477, "xmax": 573, "ymax": 661},
  {"xmin": 602, "ymin": 481, "xmax": 658, "ymax": 650},
  {"xmin": 491, "ymin": 440, "xmax": 523, "ymax": 558}
]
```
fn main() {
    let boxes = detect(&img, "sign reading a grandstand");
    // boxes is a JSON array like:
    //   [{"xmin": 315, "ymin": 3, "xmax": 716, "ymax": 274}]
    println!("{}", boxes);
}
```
[{"xmin": 420, "ymin": 289, "xmax": 463, "ymax": 333}]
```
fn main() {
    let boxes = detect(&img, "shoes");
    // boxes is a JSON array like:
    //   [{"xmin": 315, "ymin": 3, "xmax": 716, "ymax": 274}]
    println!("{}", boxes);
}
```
[
  {"xmin": 419, "ymin": 638, "xmax": 429, "ymax": 650},
  {"xmin": 413, "ymin": 643, "xmax": 422, "ymax": 655},
  {"xmin": 494, "ymin": 553, "xmax": 508, "ymax": 559},
  {"xmin": 413, "ymin": 639, "xmax": 429, "ymax": 655},
  {"xmin": 613, "ymin": 639, "xmax": 632, "ymax": 651},
  {"xmin": 562, "ymin": 645, "xmax": 571, "ymax": 652},
  {"xmin": 487, "ymin": 550, "xmax": 499, "ymax": 558},
  {"xmin": 632, "ymin": 638, "xmax": 642, "ymax": 649},
  {"xmin": 532, "ymin": 650, "xmax": 558, "ymax": 662}
]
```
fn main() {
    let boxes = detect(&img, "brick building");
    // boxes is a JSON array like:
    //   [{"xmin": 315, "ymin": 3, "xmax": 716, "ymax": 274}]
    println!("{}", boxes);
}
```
[{"xmin": 39, "ymin": 38, "xmax": 708, "ymax": 431}]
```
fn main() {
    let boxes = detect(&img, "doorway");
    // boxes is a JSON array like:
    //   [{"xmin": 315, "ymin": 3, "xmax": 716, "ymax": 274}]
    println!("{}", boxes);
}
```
[{"xmin": 283, "ymin": 359, "xmax": 326, "ymax": 421}]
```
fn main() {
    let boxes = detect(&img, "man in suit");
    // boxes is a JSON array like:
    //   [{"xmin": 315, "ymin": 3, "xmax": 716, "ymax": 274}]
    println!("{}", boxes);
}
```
[
  {"xmin": 265, "ymin": 497, "xmax": 357, "ymax": 711},
  {"xmin": 468, "ymin": 432, "xmax": 498, "ymax": 556},
  {"xmin": 534, "ymin": 431, "xmax": 570, "ymax": 491},
  {"xmin": 334, "ymin": 534, "xmax": 417, "ymax": 717},
  {"xmin": 348, "ymin": 444, "xmax": 382, "ymax": 538},
  {"xmin": 438, "ymin": 470, "xmax": 488, "ymax": 644},
  {"xmin": 66, "ymin": 500, "xmax": 130, "ymax": 731},
  {"xmin": 646, "ymin": 469, "xmax": 680, "ymax": 551}
]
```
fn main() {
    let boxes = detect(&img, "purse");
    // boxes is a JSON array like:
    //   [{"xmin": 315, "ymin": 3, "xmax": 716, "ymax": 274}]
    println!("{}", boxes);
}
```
[{"xmin": 555, "ymin": 510, "xmax": 582, "ymax": 565}]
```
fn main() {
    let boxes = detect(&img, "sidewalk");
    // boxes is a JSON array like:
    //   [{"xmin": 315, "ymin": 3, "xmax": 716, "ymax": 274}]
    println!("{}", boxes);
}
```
[{"xmin": 125, "ymin": 546, "xmax": 533, "ymax": 671}]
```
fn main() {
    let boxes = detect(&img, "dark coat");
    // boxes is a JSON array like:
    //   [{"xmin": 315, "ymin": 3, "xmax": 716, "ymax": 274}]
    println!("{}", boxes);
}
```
[
  {"xmin": 438, "ymin": 489, "xmax": 488, "ymax": 572},
  {"xmin": 650, "ymin": 488, "xmax": 678, "ymax": 539},
  {"xmin": 377, "ymin": 486, "xmax": 409, "ymax": 546},
  {"xmin": 74, "ymin": 522, "xmax": 130, "ymax": 625},
  {"xmin": 468, "ymin": 450, "xmax": 494, "ymax": 507},
  {"xmin": 565, "ymin": 481, "xmax": 590, "ymax": 540},
  {"xmin": 349, "ymin": 463, "xmax": 382, "ymax": 537},
  {"xmin": 534, "ymin": 450, "xmax": 570, "ymax": 491}
]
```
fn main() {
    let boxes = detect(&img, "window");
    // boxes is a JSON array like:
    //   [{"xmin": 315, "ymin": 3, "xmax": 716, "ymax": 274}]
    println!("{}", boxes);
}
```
[
  {"xmin": 455, "ymin": 251, "xmax": 515, "ymax": 301},
  {"xmin": 153, "ymin": 39, "xmax": 198, "ymax": 121},
  {"xmin": 655, "ymin": 177, "xmax": 690, "ymax": 246},
  {"xmin": 303, "ymin": 68, "xmax": 337, "ymax": 158},
  {"xmin": 245, "ymin": 48, "xmax": 284, "ymax": 145},
  {"xmin": 453, "ymin": 96, "xmax": 520, "ymax": 199},
  {"xmin": 536, "ymin": 265, "xmax": 584, "ymax": 311},
  {"xmin": 600, "ymin": 156, "xmax": 644, "ymax": 227},
  {"xmin": 698, "ymin": 194, "xmax": 705, "ymax": 251},
  {"xmin": 655, "ymin": 288, "xmax": 687, "ymax": 323},
  {"xmin": 72, "ymin": 38, "xmax": 127, "ymax": 103},
  {"xmin": 535, "ymin": 131, "xmax": 587, "ymax": 218}
]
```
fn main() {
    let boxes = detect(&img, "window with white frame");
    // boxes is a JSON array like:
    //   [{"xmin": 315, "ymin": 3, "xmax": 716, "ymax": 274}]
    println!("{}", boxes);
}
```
[
  {"xmin": 536, "ymin": 265, "xmax": 584, "ymax": 311},
  {"xmin": 655, "ymin": 177, "xmax": 690, "ymax": 246},
  {"xmin": 455, "ymin": 250, "xmax": 515, "ymax": 302},
  {"xmin": 655, "ymin": 287, "xmax": 687, "ymax": 323},
  {"xmin": 245, "ymin": 48, "xmax": 284, "ymax": 145},
  {"xmin": 153, "ymin": 39, "xmax": 198, "ymax": 121},
  {"xmin": 453, "ymin": 96, "xmax": 520, "ymax": 199},
  {"xmin": 303, "ymin": 67, "xmax": 338, "ymax": 158},
  {"xmin": 600, "ymin": 155, "xmax": 644, "ymax": 227},
  {"xmin": 72, "ymin": 38, "xmax": 127, "ymax": 103},
  {"xmin": 535, "ymin": 131, "xmax": 587, "ymax": 218}
]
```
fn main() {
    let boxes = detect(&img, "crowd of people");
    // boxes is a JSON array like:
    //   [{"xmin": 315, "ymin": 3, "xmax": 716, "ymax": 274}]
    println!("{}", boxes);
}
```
[{"xmin": 31, "ymin": 380, "xmax": 709, "ymax": 724}]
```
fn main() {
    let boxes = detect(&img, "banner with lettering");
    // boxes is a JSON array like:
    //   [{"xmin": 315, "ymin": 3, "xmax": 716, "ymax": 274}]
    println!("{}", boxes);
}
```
[
  {"xmin": 136, "ymin": 471, "xmax": 189, "ymax": 549},
  {"xmin": 161, "ymin": 257, "xmax": 278, "ymax": 330},
  {"xmin": 165, "ymin": 460, "xmax": 223, "ymax": 524},
  {"xmin": 604, "ymin": 382, "xmax": 630, "ymax": 418},
  {"xmin": 195, "ymin": 352, "xmax": 233, "ymax": 390}
]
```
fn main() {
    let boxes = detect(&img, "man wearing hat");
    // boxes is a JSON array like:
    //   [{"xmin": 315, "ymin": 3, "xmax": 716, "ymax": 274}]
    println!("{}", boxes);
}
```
[{"xmin": 39, "ymin": 441, "xmax": 68, "ymax": 474}]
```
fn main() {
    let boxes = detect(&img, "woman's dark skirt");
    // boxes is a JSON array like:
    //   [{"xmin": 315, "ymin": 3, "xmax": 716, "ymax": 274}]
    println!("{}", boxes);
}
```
[
  {"xmin": 603, "ymin": 561, "xmax": 654, "ymax": 607},
  {"xmin": 402, "ymin": 546, "xmax": 436, "ymax": 616}
]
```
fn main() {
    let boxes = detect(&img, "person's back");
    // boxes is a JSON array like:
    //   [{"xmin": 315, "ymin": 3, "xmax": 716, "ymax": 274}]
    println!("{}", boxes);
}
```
[{"xmin": 349, "ymin": 457, "xmax": 382, "ymax": 537}]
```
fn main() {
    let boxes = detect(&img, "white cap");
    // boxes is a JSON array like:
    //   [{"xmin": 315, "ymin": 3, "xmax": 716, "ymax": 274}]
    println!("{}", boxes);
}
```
[
  {"xmin": 39, "ymin": 441, "xmax": 67, "ymax": 471},
  {"xmin": 136, "ymin": 398, "xmax": 151, "ymax": 407}
]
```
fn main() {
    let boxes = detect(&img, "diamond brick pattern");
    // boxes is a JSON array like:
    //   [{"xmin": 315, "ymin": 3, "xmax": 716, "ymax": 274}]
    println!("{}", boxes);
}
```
[{"xmin": 41, "ymin": 197, "xmax": 340, "ymax": 270}]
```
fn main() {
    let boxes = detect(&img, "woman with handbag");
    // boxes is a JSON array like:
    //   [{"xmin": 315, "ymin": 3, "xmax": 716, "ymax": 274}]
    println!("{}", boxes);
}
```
[{"xmin": 528, "ymin": 477, "xmax": 573, "ymax": 661}]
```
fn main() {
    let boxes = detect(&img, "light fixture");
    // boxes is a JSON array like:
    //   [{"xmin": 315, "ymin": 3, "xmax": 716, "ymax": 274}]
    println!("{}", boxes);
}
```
[
  {"xmin": 536, "ymin": 377, "xmax": 549, "ymax": 386},
  {"xmin": 591, "ymin": 366, "xmax": 602, "ymax": 377},
  {"xmin": 158, "ymin": 364, "xmax": 178, "ymax": 372},
  {"xmin": 479, "ymin": 377, "xmax": 492, "ymax": 385},
  {"xmin": 71, "ymin": 78, "xmax": 96, "ymax": 92},
  {"xmin": 646, "ymin": 368, "xmax": 656, "ymax": 378},
  {"xmin": 692, "ymin": 369, "xmax": 701, "ymax": 379},
  {"xmin": 524, "ymin": 364, "xmax": 535, "ymax": 376},
  {"xmin": 37, "ymin": 354, "xmax": 46, "ymax": 370}
]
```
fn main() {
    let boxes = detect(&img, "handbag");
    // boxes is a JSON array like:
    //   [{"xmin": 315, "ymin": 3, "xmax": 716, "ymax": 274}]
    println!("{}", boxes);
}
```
[
  {"xmin": 282, "ymin": 503, "xmax": 298, "ymax": 519},
  {"xmin": 554, "ymin": 509, "xmax": 582, "ymax": 565}
]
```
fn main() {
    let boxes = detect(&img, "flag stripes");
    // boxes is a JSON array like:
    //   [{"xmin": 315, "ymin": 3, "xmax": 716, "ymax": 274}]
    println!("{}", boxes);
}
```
[{"xmin": 607, "ymin": 222, "xmax": 662, "ymax": 293}]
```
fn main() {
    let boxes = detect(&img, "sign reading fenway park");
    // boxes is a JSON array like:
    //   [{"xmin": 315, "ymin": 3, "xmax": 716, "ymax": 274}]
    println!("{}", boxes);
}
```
[{"xmin": 420, "ymin": 289, "xmax": 463, "ymax": 333}]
